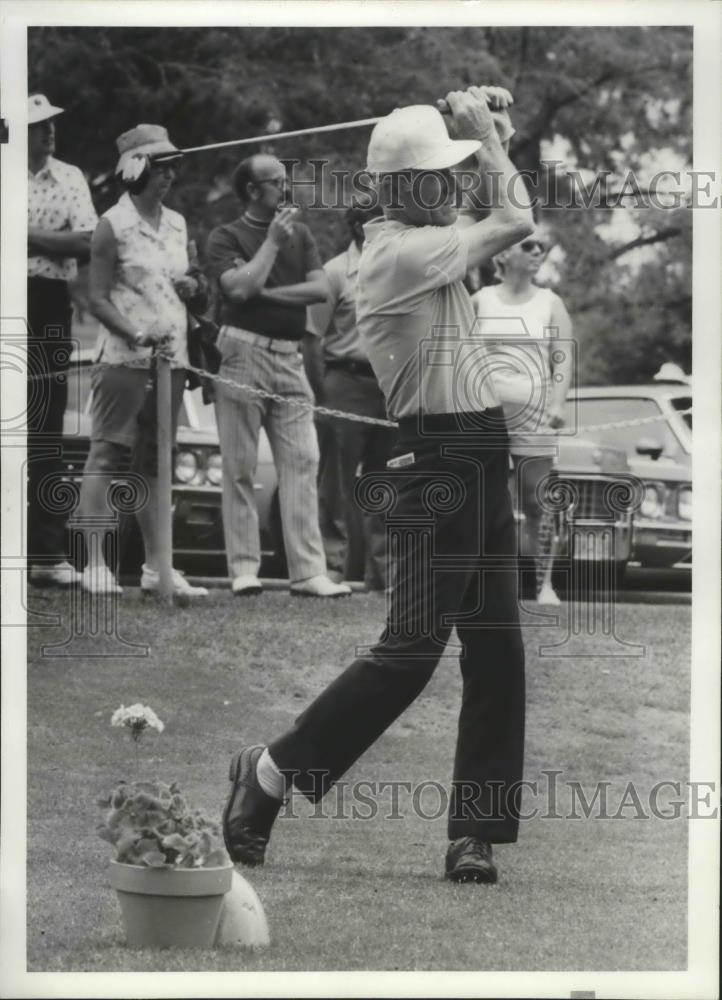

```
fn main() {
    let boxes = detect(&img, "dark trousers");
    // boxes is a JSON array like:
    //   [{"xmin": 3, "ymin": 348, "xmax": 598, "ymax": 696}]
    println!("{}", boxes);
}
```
[
  {"xmin": 317, "ymin": 366, "xmax": 396, "ymax": 588},
  {"xmin": 26, "ymin": 277, "xmax": 74, "ymax": 564},
  {"xmin": 269, "ymin": 408, "xmax": 526, "ymax": 843}
]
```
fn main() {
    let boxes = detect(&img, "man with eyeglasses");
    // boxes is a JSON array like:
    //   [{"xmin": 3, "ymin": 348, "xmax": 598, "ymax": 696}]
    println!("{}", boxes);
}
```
[
  {"xmin": 206, "ymin": 154, "xmax": 351, "ymax": 598},
  {"xmin": 471, "ymin": 230, "xmax": 574, "ymax": 604}
]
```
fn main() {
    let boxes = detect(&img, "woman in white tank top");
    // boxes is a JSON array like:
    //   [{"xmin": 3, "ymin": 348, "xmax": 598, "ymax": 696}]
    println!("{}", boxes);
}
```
[{"xmin": 470, "ymin": 231, "xmax": 573, "ymax": 604}]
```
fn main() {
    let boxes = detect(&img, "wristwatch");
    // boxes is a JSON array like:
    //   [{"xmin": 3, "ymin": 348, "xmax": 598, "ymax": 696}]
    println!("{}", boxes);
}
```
[{"xmin": 133, "ymin": 330, "xmax": 145, "ymax": 346}]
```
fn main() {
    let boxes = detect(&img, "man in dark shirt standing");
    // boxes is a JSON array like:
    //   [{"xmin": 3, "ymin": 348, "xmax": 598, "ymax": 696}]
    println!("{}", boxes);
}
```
[
  {"xmin": 206, "ymin": 154, "xmax": 351, "ymax": 597},
  {"xmin": 309, "ymin": 198, "xmax": 395, "ymax": 591}
]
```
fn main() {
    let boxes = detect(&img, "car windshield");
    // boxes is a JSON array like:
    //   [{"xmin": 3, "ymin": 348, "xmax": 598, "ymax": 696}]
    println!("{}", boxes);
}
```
[{"xmin": 565, "ymin": 396, "xmax": 686, "ymax": 460}]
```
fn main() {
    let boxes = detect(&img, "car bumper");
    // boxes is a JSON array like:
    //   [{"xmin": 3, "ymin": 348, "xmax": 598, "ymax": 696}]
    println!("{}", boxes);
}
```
[
  {"xmin": 514, "ymin": 511, "xmax": 632, "ymax": 565},
  {"xmin": 633, "ymin": 520, "xmax": 692, "ymax": 568},
  {"xmin": 561, "ymin": 518, "xmax": 633, "ymax": 564},
  {"xmin": 172, "ymin": 484, "xmax": 280, "ymax": 570}
]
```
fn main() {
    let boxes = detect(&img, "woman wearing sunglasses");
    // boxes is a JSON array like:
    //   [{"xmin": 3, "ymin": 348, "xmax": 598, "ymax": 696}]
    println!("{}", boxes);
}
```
[
  {"xmin": 471, "ymin": 231, "xmax": 573, "ymax": 605},
  {"xmin": 79, "ymin": 124, "xmax": 208, "ymax": 597}
]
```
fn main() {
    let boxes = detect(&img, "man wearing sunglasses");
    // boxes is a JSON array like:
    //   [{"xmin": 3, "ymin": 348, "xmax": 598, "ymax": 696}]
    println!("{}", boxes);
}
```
[
  {"xmin": 222, "ymin": 87, "xmax": 536, "ymax": 886},
  {"xmin": 471, "ymin": 231, "xmax": 574, "ymax": 605}
]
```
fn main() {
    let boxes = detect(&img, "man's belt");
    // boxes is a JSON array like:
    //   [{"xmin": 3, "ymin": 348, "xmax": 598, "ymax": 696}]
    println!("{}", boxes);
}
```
[
  {"xmin": 222, "ymin": 325, "xmax": 300, "ymax": 354},
  {"xmin": 325, "ymin": 357, "xmax": 376, "ymax": 378}
]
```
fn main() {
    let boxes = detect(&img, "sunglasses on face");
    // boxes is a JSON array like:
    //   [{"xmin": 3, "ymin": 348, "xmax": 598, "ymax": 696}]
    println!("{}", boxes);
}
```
[
  {"xmin": 151, "ymin": 158, "xmax": 181, "ymax": 175},
  {"xmin": 519, "ymin": 239, "xmax": 548, "ymax": 254}
]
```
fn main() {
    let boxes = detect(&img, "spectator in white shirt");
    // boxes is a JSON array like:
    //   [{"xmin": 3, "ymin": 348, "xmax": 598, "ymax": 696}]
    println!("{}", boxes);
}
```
[
  {"xmin": 471, "ymin": 230, "xmax": 573, "ymax": 604},
  {"xmin": 27, "ymin": 94, "xmax": 98, "ymax": 587}
]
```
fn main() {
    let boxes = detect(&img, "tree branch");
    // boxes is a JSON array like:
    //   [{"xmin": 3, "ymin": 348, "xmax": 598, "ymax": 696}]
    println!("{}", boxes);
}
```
[
  {"xmin": 606, "ymin": 226, "xmax": 681, "ymax": 261},
  {"xmin": 514, "ymin": 59, "xmax": 673, "ymax": 159}
]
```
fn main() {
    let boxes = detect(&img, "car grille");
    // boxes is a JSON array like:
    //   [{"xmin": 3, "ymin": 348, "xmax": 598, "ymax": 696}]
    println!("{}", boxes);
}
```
[{"xmin": 555, "ymin": 476, "xmax": 629, "ymax": 522}]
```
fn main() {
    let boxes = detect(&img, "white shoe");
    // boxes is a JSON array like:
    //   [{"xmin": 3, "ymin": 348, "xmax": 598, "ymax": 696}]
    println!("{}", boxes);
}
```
[
  {"xmin": 81, "ymin": 565, "xmax": 123, "ymax": 595},
  {"xmin": 231, "ymin": 574, "xmax": 263, "ymax": 596},
  {"xmin": 290, "ymin": 575, "xmax": 352, "ymax": 598},
  {"xmin": 537, "ymin": 585, "xmax": 562, "ymax": 606},
  {"xmin": 141, "ymin": 564, "xmax": 208, "ymax": 597},
  {"xmin": 29, "ymin": 561, "xmax": 82, "ymax": 587}
]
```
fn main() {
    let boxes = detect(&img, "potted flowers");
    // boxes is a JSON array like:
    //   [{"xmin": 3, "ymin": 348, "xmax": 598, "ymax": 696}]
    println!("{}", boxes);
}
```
[{"xmin": 98, "ymin": 704, "xmax": 233, "ymax": 949}]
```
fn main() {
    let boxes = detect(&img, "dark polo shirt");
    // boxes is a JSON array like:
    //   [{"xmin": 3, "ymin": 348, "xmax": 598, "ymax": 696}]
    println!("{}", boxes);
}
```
[{"xmin": 205, "ymin": 215, "xmax": 322, "ymax": 341}]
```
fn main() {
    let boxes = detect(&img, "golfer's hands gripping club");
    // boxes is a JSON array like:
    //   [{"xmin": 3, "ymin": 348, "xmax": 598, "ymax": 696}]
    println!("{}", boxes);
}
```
[{"xmin": 438, "ymin": 86, "xmax": 515, "ymax": 145}]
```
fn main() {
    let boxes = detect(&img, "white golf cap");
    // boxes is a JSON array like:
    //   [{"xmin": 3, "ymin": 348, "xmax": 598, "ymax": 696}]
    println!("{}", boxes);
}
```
[
  {"xmin": 367, "ymin": 105, "xmax": 480, "ymax": 174},
  {"xmin": 28, "ymin": 94, "xmax": 64, "ymax": 124}
]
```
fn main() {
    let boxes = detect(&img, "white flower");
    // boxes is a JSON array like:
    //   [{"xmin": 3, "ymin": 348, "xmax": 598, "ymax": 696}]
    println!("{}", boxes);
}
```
[
  {"xmin": 143, "ymin": 706, "xmax": 165, "ymax": 733},
  {"xmin": 111, "ymin": 703, "xmax": 164, "ymax": 733},
  {"xmin": 121, "ymin": 154, "xmax": 147, "ymax": 183}
]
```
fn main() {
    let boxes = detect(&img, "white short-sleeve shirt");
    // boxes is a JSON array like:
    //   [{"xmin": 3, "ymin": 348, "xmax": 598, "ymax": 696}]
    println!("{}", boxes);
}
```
[{"xmin": 28, "ymin": 156, "xmax": 98, "ymax": 281}]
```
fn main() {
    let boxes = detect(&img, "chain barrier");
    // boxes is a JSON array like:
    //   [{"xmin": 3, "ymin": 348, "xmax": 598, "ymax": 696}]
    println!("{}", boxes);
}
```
[{"xmin": 26, "ymin": 355, "xmax": 692, "ymax": 434}]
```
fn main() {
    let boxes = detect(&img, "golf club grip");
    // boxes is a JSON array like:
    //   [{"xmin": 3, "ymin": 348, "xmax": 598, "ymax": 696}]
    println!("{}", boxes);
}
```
[{"xmin": 436, "ymin": 94, "xmax": 499, "ymax": 115}]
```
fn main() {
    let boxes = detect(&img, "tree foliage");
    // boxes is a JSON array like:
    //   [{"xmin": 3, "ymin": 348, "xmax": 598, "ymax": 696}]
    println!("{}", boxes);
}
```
[{"xmin": 29, "ymin": 25, "xmax": 692, "ymax": 384}]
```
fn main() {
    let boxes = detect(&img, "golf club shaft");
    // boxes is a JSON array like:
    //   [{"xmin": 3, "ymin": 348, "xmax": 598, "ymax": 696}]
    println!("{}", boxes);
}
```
[{"xmin": 181, "ymin": 116, "xmax": 383, "ymax": 155}]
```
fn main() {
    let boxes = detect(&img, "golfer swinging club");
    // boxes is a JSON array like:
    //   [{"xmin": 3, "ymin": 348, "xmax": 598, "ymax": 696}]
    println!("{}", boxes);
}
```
[{"xmin": 223, "ymin": 86, "xmax": 534, "ymax": 883}]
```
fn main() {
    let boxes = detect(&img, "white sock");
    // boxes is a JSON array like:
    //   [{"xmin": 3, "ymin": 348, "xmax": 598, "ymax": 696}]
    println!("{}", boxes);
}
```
[{"xmin": 256, "ymin": 747, "xmax": 286, "ymax": 800}]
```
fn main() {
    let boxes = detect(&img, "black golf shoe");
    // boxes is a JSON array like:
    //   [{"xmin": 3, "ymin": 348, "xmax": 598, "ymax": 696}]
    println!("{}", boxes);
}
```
[
  {"xmin": 222, "ymin": 744, "xmax": 283, "ymax": 866},
  {"xmin": 444, "ymin": 837, "xmax": 498, "ymax": 884}
]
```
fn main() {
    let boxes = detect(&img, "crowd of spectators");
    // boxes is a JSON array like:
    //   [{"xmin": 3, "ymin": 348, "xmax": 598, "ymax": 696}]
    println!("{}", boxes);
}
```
[{"xmin": 26, "ymin": 91, "xmax": 569, "ymax": 602}]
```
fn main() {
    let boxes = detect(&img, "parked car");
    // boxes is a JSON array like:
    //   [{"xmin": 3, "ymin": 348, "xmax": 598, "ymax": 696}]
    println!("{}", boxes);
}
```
[
  {"xmin": 62, "ymin": 350, "xmax": 635, "ymax": 585},
  {"xmin": 564, "ymin": 384, "xmax": 692, "ymax": 569}
]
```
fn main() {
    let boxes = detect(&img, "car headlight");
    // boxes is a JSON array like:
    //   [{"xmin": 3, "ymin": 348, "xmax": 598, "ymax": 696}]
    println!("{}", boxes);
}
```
[
  {"xmin": 641, "ymin": 483, "xmax": 666, "ymax": 519},
  {"xmin": 206, "ymin": 452, "xmax": 223, "ymax": 486},
  {"xmin": 174, "ymin": 450, "xmax": 199, "ymax": 484},
  {"xmin": 677, "ymin": 486, "xmax": 692, "ymax": 520}
]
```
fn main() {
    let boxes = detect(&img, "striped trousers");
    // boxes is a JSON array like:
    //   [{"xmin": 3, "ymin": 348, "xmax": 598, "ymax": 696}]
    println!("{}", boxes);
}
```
[{"xmin": 214, "ymin": 329, "xmax": 327, "ymax": 583}]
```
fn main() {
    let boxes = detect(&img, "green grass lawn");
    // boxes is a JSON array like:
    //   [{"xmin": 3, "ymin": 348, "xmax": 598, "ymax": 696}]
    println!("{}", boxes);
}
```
[{"xmin": 25, "ymin": 589, "xmax": 690, "ymax": 972}]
